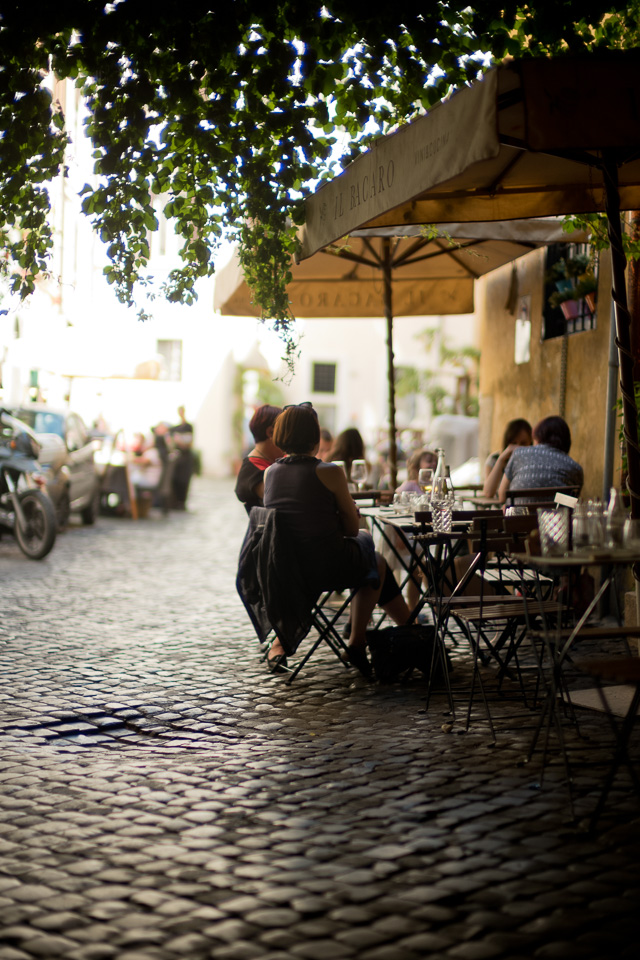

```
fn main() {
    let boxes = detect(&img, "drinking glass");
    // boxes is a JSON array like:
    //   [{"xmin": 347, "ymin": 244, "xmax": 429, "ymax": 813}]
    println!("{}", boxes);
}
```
[
  {"xmin": 432, "ymin": 499, "xmax": 452, "ymax": 533},
  {"xmin": 537, "ymin": 508, "xmax": 570, "ymax": 556},
  {"xmin": 572, "ymin": 502, "xmax": 590, "ymax": 551},
  {"xmin": 418, "ymin": 468, "xmax": 434, "ymax": 496},
  {"xmin": 351, "ymin": 459, "xmax": 368, "ymax": 492},
  {"xmin": 623, "ymin": 518, "xmax": 640, "ymax": 551}
]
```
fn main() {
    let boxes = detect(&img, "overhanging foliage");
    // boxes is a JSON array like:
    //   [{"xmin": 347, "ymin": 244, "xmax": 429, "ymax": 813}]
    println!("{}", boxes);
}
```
[{"xmin": 1, "ymin": 1, "xmax": 638, "ymax": 359}]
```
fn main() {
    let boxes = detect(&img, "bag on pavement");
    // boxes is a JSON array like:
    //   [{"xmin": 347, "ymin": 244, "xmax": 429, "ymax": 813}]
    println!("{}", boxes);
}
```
[{"xmin": 366, "ymin": 624, "xmax": 450, "ymax": 684}]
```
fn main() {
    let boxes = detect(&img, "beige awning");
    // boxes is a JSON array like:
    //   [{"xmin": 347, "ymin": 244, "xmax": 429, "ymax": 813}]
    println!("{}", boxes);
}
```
[
  {"xmin": 300, "ymin": 54, "xmax": 640, "ymax": 260},
  {"xmin": 215, "ymin": 219, "xmax": 584, "ymax": 320}
]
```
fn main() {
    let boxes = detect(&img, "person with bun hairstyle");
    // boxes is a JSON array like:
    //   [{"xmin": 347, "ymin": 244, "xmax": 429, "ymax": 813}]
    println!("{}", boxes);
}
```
[
  {"xmin": 263, "ymin": 403, "xmax": 410, "ymax": 676},
  {"xmin": 235, "ymin": 404, "xmax": 283, "ymax": 514},
  {"xmin": 498, "ymin": 414, "xmax": 583, "ymax": 506}
]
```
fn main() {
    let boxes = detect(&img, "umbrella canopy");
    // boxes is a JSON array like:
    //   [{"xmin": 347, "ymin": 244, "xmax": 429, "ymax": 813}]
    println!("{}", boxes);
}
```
[
  {"xmin": 215, "ymin": 220, "xmax": 579, "ymax": 319},
  {"xmin": 215, "ymin": 219, "xmax": 583, "ymax": 484},
  {"xmin": 301, "ymin": 53, "xmax": 640, "ymax": 257},
  {"xmin": 299, "ymin": 50, "xmax": 640, "ymax": 518}
]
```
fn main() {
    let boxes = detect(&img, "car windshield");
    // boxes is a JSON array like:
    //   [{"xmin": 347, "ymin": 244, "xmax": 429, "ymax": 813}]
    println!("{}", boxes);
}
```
[{"xmin": 16, "ymin": 410, "xmax": 65, "ymax": 439}]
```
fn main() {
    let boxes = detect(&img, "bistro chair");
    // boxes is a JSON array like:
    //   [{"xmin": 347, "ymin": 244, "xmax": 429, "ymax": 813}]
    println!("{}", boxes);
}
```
[
  {"xmin": 575, "ymin": 657, "xmax": 640, "ymax": 829},
  {"xmin": 504, "ymin": 485, "xmax": 582, "ymax": 513},
  {"xmin": 424, "ymin": 516, "xmax": 566, "ymax": 739},
  {"xmin": 236, "ymin": 506, "xmax": 360, "ymax": 682}
]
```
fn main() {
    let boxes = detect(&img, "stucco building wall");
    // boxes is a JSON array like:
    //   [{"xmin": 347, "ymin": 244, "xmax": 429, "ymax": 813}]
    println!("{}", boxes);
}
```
[{"xmin": 476, "ymin": 248, "xmax": 617, "ymax": 500}]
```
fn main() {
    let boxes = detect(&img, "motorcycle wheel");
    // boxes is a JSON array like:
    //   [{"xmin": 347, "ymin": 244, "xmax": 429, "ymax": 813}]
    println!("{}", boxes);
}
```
[{"xmin": 14, "ymin": 490, "xmax": 57, "ymax": 560}]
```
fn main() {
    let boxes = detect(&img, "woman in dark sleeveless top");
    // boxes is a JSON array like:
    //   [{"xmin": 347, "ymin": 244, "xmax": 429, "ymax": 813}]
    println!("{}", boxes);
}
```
[{"xmin": 263, "ymin": 404, "xmax": 409, "ymax": 676}]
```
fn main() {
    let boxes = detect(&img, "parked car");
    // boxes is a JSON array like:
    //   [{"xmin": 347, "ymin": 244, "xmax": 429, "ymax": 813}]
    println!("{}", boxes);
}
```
[{"xmin": 8, "ymin": 405, "xmax": 101, "ymax": 528}]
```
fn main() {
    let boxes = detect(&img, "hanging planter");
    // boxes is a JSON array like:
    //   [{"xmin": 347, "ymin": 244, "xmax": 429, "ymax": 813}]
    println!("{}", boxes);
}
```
[
  {"xmin": 560, "ymin": 299, "xmax": 581, "ymax": 320},
  {"xmin": 547, "ymin": 254, "xmax": 597, "ymax": 318}
]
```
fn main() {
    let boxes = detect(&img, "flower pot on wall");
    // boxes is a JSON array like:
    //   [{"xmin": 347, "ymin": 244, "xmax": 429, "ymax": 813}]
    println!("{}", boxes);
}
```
[
  {"xmin": 585, "ymin": 291, "xmax": 597, "ymax": 313},
  {"xmin": 560, "ymin": 299, "xmax": 581, "ymax": 320}
]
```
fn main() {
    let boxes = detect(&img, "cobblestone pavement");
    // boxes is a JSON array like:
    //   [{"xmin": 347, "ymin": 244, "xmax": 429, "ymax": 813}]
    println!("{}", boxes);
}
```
[{"xmin": 1, "ymin": 477, "xmax": 639, "ymax": 960}]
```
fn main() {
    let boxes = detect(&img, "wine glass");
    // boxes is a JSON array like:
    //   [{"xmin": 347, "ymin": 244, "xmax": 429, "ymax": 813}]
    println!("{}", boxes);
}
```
[
  {"xmin": 418, "ymin": 468, "xmax": 433, "ymax": 496},
  {"xmin": 350, "ymin": 459, "xmax": 368, "ymax": 492}
]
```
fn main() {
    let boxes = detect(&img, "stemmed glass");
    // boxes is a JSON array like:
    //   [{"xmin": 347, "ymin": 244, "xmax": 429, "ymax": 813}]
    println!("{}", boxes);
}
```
[
  {"xmin": 350, "ymin": 459, "xmax": 368, "ymax": 492},
  {"xmin": 418, "ymin": 468, "xmax": 433, "ymax": 497}
]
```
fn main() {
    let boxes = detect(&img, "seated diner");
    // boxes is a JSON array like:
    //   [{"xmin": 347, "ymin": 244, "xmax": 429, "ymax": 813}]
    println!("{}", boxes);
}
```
[
  {"xmin": 235, "ymin": 404, "xmax": 283, "ymax": 514},
  {"xmin": 498, "ymin": 414, "xmax": 583, "ymax": 508},
  {"xmin": 263, "ymin": 403, "xmax": 410, "ymax": 677}
]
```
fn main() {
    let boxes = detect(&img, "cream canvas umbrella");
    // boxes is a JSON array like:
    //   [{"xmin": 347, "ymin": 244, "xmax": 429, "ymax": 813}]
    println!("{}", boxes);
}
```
[
  {"xmin": 215, "ymin": 219, "xmax": 583, "ymax": 484},
  {"xmin": 299, "ymin": 50, "xmax": 640, "ymax": 516}
]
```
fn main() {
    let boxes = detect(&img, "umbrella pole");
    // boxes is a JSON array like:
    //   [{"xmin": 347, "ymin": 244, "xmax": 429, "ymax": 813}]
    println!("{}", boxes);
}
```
[
  {"xmin": 602, "ymin": 152, "xmax": 640, "ymax": 626},
  {"xmin": 382, "ymin": 239, "xmax": 397, "ymax": 489},
  {"xmin": 602, "ymin": 153, "xmax": 640, "ymax": 523}
]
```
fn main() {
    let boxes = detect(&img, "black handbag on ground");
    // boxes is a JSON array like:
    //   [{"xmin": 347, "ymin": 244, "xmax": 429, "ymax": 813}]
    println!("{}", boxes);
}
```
[{"xmin": 366, "ymin": 624, "xmax": 451, "ymax": 684}]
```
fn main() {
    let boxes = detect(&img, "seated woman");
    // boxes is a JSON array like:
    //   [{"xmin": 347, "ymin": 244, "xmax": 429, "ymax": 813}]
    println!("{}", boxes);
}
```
[
  {"xmin": 498, "ymin": 414, "xmax": 583, "ymax": 508},
  {"xmin": 263, "ymin": 404, "xmax": 410, "ymax": 677},
  {"xmin": 235, "ymin": 404, "xmax": 283, "ymax": 514},
  {"xmin": 327, "ymin": 426, "xmax": 368, "ymax": 482},
  {"xmin": 396, "ymin": 448, "xmax": 438, "ymax": 495},
  {"xmin": 483, "ymin": 418, "xmax": 532, "ymax": 498}
]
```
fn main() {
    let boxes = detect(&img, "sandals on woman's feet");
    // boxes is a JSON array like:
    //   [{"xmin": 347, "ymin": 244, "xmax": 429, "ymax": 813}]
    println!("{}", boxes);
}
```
[
  {"xmin": 267, "ymin": 652, "xmax": 288, "ymax": 674},
  {"xmin": 340, "ymin": 645, "xmax": 372, "ymax": 679}
]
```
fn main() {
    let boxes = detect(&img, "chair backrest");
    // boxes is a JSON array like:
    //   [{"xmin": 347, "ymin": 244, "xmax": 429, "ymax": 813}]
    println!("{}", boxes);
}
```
[
  {"xmin": 468, "ymin": 513, "xmax": 506, "ymax": 532},
  {"xmin": 503, "ymin": 514, "xmax": 538, "ymax": 535},
  {"xmin": 504, "ymin": 484, "xmax": 581, "ymax": 512}
]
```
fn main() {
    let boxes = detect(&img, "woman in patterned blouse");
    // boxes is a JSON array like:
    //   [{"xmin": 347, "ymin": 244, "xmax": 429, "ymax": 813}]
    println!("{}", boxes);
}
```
[{"xmin": 498, "ymin": 415, "xmax": 583, "ymax": 507}]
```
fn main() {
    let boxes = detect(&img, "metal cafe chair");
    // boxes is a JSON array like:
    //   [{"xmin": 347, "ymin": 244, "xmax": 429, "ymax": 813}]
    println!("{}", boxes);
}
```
[
  {"xmin": 504, "ymin": 485, "xmax": 582, "ymax": 513},
  {"xmin": 576, "ymin": 657, "xmax": 640, "ymax": 829},
  {"xmin": 424, "ymin": 516, "xmax": 564, "ymax": 739},
  {"xmin": 236, "ymin": 506, "xmax": 360, "ymax": 683}
]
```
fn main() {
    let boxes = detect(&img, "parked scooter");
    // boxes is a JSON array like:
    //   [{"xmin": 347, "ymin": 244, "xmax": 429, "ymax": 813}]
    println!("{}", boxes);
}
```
[{"xmin": 0, "ymin": 409, "xmax": 57, "ymax": 559}]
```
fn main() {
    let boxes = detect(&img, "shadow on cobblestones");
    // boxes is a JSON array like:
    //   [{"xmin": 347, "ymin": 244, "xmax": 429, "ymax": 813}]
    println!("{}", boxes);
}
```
[{"xmin": 1, "ymin": 478, "xmax": 639, "ymax": 960}]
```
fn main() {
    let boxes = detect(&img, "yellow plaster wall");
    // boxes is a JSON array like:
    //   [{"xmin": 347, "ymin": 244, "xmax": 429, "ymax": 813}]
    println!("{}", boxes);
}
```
[{"xmin": 476, "ymin": 248, "xmax": 618, "ymax": 500}]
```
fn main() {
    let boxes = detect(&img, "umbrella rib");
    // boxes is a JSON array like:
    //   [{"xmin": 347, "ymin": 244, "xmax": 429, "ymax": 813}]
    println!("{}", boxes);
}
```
[
  {"xmin": 486, "ymin": 149, "xmax": 527, "ymax": 196},
  {"xmin": 393, "ymin": 239, "xmax": 479, "ymax": 270},
  {"xmin": 322, "ymin": 246, "xmax": 380, "ymax": 270},
  {"xmin": 362, "ymin": 236, "xmax": 384, "ymax": 265},
  {"xmin": 431, "ymin": 238, "xmax": 487, "ymax": 279}
]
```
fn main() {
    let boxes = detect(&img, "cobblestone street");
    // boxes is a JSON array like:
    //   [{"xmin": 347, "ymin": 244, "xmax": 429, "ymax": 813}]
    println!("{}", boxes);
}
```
[{"xmin": 1, "ymin": 477, "xmax": 639, "ymax": 960}]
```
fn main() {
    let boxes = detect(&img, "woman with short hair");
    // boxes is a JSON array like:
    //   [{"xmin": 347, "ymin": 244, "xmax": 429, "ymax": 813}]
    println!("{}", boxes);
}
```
[
  {"xmin": 263, "ymin": 403, "xmax": 409, "ymax": 676},
  {"xmin": 234, "ymin": 404, "xmax": 283, "ymax": 514}
]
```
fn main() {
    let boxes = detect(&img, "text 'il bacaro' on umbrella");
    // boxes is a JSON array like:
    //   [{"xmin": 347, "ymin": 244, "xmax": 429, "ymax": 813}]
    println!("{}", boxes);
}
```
[{"xmin": 299, "ymin": 51, "xmax": 640, "ymax": 517}]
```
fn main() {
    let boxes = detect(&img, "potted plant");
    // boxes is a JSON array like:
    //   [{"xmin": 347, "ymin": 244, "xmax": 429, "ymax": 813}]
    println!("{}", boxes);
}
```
[{"xmin": 546, "ymin": 254, "xmax": 597, "ymax": 318}]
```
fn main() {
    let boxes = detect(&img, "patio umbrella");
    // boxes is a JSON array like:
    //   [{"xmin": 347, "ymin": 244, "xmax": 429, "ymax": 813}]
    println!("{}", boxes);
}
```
[
  {"xmin": 299, "ymin": 50, "xmax": 640, "ymax": 518},
  {"xmin": 215, "ymin": 219, "xmax": 583, "ymax": 485}
]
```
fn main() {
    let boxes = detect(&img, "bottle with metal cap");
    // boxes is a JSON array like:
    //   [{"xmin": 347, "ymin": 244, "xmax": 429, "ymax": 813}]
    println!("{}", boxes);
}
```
[{"xmin": 431, "ymin": 448, "xmax": 447, "ymax": 502}]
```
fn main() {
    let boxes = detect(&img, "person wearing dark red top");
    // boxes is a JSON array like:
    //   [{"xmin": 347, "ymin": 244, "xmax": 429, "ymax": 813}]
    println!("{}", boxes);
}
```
[{"xmin": 235, "ymin": 404, "xmax": 283, "ymax": 514}]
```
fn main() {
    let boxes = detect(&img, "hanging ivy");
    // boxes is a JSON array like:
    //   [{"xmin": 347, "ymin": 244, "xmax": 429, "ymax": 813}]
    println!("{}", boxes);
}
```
[{"xmin": 1, "ymin": 1, "xmax": 638, "ymax": 352}]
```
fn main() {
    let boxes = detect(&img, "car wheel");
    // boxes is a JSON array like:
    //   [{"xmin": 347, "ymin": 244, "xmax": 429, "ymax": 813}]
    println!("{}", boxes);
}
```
[
  {"xmin": 81, "ymin": 486, "xmax": 101, "ymax": 525},
  {"xmin": 56, "ymin": 490, "xmax": 71, "ymax": 531}
]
